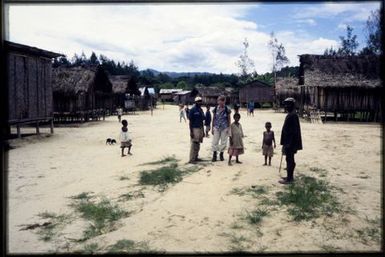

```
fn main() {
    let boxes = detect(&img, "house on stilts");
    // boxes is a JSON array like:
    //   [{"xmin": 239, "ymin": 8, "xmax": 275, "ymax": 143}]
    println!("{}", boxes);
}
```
[
  {"xmin": 5, "ymin": 41, "xmax": 63, "ymax": 138},
  {"xmin": 52, "ymin": 65, "xmax": 113, "ymax": 122},
  {"xmin": 298, "ymin": 54, "xmax": 382, "ymax": 122}
]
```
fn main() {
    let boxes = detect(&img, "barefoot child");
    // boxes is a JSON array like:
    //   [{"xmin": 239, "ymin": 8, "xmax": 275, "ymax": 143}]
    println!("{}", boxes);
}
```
[
  {"xmin": 120, "ymin": 119, "xmax": 132, "ymax": 157},
  {"xmin": 262, "ymin": 122, "xmax": 276, "ymax": 165},
  {"xmin": 228, "ymin": 113, "xmax": 244, "ymax": 165}
]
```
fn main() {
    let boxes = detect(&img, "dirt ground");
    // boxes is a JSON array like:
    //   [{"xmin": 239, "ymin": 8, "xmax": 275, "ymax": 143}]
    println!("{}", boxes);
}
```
[{"xmin": 7, "ymin": 104, "xmax": 382, "ymax": 253}]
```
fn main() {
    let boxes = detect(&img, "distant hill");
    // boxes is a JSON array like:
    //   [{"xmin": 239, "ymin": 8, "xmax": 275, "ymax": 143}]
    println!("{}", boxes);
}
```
[{"xmin": 141, "ymin": 68, "xmax": 214, "ymax": 78}]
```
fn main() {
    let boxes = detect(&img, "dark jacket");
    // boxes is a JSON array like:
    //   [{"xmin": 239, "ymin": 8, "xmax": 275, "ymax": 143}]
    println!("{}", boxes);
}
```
[
  {"xmin": 188, "ymin": 104, "xmax": 205, "ymax": 128},
  {"xmin": 205, "ymin": 110, "xmax": 212, "ymax": 126},
  {"xmin": 280, "ymin": 111, "xmax": 302, "ymax": 153}
]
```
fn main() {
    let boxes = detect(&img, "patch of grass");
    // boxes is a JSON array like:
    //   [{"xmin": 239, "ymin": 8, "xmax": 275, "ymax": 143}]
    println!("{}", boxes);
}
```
[
  {"xmin": 230, "ymin": 222, "xmax": 244, "ymax": 230},
  {"xmin": 310, "ymin": 167, "xmax": 328, "ymax": 177},
  {"xmin": 141, "ymin": 155, "xmax": 179, "ymax": 166},
  {"xmin": 320, "ymin": 244, "xmax": 341, "ymax": 252},
  {"xmin": 229, "ymin": 188, "xmax": 246, "ymax": 196},
  {"xmin": 70, "ymin": 197, "xmax": 129, "ymax": 240},
  {"xmin": 119, "ymin": 176, "xmax": 130, "ymax": 181},
  {"xmin": 275, "ymin": 175, "xmax": 341, "ymax": 221},
  {"xmin": 259, "ymin": 196, "xmax": 279, "ymax": 206},
  {"xmin": 139, "ymin": 163, "xmax": 183, "ymax": 187},
  {"xmin": 248, "ymin": 186, "xmax": 268, "ymax": 196},
  {"xmin": 245, "ymin": 208, "xmax": 269, "ymax": 225},
  {"xmin": 355, "ymin": 217, "xmax": 381, "ymax": 245},
  {"xmin": 107, "ymin": 239, "xmax": 151, "ymax": 253},
  {"xmin": 35, "ymin": 212, "xmax": 72, "ymax": 242},
  {"xmin": 118, "ymin": 190, "xmax": 145, "ymax": 201},
  {"xmin": 228, "ymin": 234, "xmax": 251, "ymax": 252},
  {"xmin": 70, "ymin": 192, "xmax": 94, "ymax": 201},
  {"xmin": 82, "ymin": 243, "xmax": 100, "ymax": 254},
  {"xmin": 230, "ymin": 186, "xmax": 269, "ymax": 198}
]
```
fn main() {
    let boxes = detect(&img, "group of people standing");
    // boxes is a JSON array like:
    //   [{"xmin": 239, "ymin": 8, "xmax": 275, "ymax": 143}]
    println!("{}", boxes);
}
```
[{"xmin": 187, "ymin": 95, "xmax": 302, "ymax": 184}]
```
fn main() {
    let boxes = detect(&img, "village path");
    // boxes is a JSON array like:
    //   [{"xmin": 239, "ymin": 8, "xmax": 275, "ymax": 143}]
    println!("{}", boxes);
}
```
[{"xmin": 7, "ymin": 104, "xmax": 381, "ymax": 253}]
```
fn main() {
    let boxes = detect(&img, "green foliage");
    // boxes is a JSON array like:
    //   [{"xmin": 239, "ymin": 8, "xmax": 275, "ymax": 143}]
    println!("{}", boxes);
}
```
[
  {"xmin": 118, "ymin": 190, "xmax": 145, "ymax": 201},
  {"xmin": 276, "ymin": 175, "xmax": 341, "ymax": 221},
  {"xmin": 82, "ymin": 243, "xmax": 100, "ymax": 254},
  {"xmin": 237, "ymin": 37, "xmax": 255, "ymax": 78},
  {"xmin": 245, "ymin": 208, "xmax": 269, "ymax": 225},
  {"xmin": 141, "ymin": 155, "xmax": 179, "ymax": 165},
  {"xmin": 35, "ymin": 212, "xmax": 72, "ymax": 242},
  {"xmin": 70, "ymin": 197, "xmax": 128, "ymax": 240},
  {"xmin": 107, "ymin": 239, "xmax": 151, "ymax": 253},
  {"xmin": 139, "ymin": 163, "xmax": 183, "ymax": 187},
  {"xmin": 338, "ymin": 25, "xmax": 359, "ymax": 56},
  {"xmin": 70, "ymin": 192, "xmax": 94, "ymax": 201}
]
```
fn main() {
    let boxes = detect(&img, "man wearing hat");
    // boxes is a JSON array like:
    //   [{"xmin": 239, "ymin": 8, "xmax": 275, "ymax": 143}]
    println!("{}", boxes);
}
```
[
  {"xmin": 188, "ymin": 96, "xmax": 205, "ymax": 163},
  {"xmin": 280, "ymin": 97, "xmax": 303, "ymax": 184}
]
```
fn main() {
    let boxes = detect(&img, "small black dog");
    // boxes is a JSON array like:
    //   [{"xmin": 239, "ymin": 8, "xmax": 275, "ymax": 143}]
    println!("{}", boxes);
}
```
[{"xmin": 106, "ymin": 138, "xmax": 117, "ymax": 145}]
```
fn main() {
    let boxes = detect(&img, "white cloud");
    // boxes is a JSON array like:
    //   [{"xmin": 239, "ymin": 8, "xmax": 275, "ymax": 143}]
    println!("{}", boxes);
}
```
[
  {"xmin": 293, "ymin": 2, "xmax": 380, "ymax": 22},
  {"xmin": 296, "ymin": 19, "xmax": 317, "ymax": 26},
  {"xmin": 8, "ymin": 4, "xmax": 341, "ymax": 74}
]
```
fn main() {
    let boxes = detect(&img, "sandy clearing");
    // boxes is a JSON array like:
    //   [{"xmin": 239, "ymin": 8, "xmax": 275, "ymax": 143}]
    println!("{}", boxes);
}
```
[{"xmin": 7, "ymin": 104, "xmax": 382, "ymax": 253}]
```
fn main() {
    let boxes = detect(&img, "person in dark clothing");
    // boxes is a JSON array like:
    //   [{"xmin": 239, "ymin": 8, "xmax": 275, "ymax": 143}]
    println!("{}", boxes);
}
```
[
  {"xmin": 188, "ymin": 97, "xmax": 205, "ymax": 163},
  {"xmin": 205, "ymin": 105, "xmax": 212, "ymax": 137},
  {"xmin": 279, "ymin": 97, "xmax": 302, "ymax": 184},
  {"xmin": 233, "ymin": 103, "xmax": 240, "ymax": 114}
]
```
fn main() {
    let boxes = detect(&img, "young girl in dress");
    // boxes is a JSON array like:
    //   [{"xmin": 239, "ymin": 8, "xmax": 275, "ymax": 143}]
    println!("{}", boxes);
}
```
[
  {"xmin": 228, "ymin": 113, "xmax": 244, "ymax": 165},
  {"xmin": 120, "ymin": 119, "xmax": 132, "ymax": 157}
]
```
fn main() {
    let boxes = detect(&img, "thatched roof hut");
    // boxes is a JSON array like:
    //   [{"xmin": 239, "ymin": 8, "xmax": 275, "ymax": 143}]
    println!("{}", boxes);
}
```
[
  {"xmin": 52, "ymin": 66, "xmax": 113, "ymax": 119},
  {"xmin": 276, "ymin": 77, "xmax": 300, "ymax": 106},
  {"xmin": 5, "ymin": 40, "xmax": 62, "ymax": 137},
  {"xmin": 298, "ymin": 54, "xmax": 382, "ymax": 121},
  {"xmin": 52, "ymin": 66, "xmax": 95, "ymax": 95},
  {"xmin": 110, "ymin": 75, "xmax": 129, "ymax": 94}
]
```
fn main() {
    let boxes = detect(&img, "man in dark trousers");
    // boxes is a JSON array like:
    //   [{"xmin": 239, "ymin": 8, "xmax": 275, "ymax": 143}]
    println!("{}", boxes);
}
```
[
  {"xmin": 188, "ymin": 97, "xmax": 205, "ymax": 163},
  {"xmin": 279, "ymin": 97, "xmax": 302, "ymax": 184}
]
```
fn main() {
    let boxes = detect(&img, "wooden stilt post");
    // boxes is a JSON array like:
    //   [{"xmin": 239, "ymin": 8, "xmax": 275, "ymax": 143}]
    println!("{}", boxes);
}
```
[
  {"xmin": 334, "ymin": 111, "xmax": 337, "ymax": 121},
  {"xmin": 36, "ymin": 121, "xmax": 40, "ymax": 135},
  {"xmin": 50, "ymin": 119, "xmax": 54, "ymax": 134},
  {"xmin": 17, "ymin": 124, "xmax": 21, "ymax": 138}
]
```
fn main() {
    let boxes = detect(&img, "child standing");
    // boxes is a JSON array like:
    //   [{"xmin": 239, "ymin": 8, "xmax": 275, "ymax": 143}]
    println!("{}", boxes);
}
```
[
  {"xmin": 179, "ymin": 105, "xmax": 186, "ymax": 123},
  {"xmin": 262, "ymin": 122, "xmax": 276, "ymax": 165},
  {"xmin": 120, "ymin": 119, "xmax": 132, "ymax": 157},
  {"xmin": 228, "ymin": 113, "xmax": 244, "ymax": 165},
  {"xmin": 117, "ymin": 106, "xmax": 123, "ymax": 122},
  {"xmin": 205, "ymin": 105, "xmax": 212, "ymax": 137}
]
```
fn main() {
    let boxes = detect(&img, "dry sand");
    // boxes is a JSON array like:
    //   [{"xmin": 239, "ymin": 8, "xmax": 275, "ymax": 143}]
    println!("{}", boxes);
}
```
[{"xmin": 7, "ymin": 104, "xmax": 382, "ymax": 253}]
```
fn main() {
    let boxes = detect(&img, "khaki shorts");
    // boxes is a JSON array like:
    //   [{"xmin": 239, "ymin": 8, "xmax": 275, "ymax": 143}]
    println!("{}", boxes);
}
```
[{"xmin": 191, "ymin": 128, "xmax": 204, "ymax": 143}]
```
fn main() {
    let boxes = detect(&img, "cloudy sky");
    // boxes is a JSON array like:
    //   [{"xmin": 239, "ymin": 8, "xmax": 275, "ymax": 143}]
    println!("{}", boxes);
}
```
[{"xmin": 7, "ymin": 2, "xmax": 381, "ymax": 74}]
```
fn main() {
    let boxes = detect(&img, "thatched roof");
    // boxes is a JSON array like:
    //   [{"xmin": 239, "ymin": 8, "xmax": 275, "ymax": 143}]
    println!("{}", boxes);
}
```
[
  {"xmin": 276, "ymin": 77, "xmax": 299, "ymax": 89},
  {"xmin": 299, "ymin": 54, "xmax": 381, "ymax": 88},
  {"xmin": 110, "ymin": 75, "xmax": 129, "ymax": 94},
  {"xmin": 52, "ymin": 66, "xmax": 96, "ymax": 95},
  {"xmin": 196, "ymin": 86, "xmax": 230, "ymax": 96}
]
